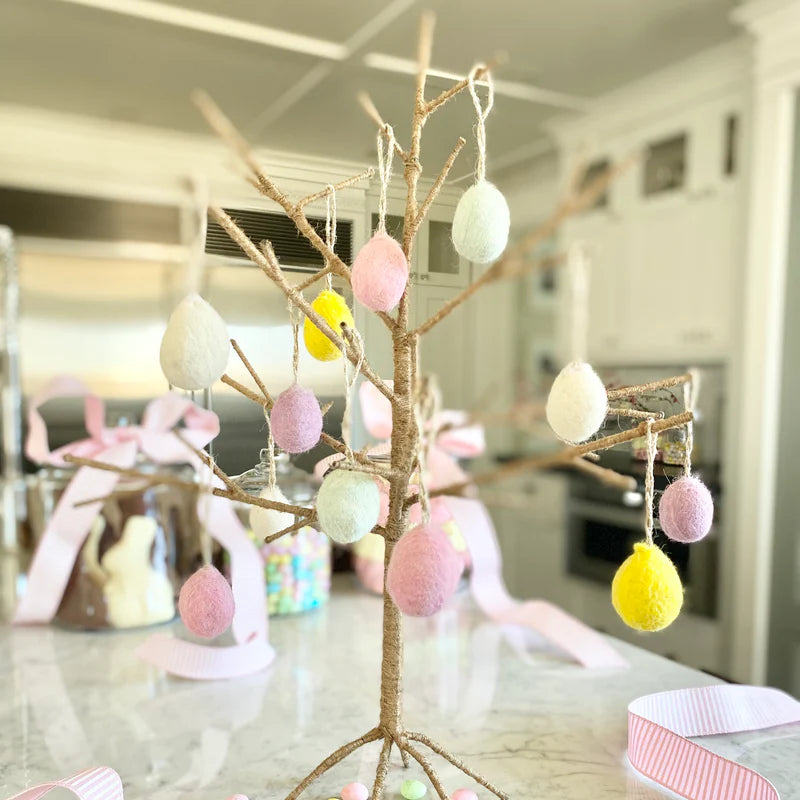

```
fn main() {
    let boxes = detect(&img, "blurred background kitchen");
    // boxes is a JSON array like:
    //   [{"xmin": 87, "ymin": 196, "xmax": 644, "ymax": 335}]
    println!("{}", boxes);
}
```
[{"xmin": 1, "ymin": 0, "xmax": 799, "ymax": 694}]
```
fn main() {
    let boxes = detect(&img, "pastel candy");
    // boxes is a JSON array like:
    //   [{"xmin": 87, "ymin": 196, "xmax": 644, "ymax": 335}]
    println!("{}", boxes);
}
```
[{"xmin": 401, "ymin": 780, "xmax": 427, "ymax": 800}]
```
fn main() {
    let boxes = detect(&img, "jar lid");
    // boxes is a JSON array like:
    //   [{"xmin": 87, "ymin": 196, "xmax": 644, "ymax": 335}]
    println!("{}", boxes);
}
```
[{"xmin": 232, "ymin": 448, "xmax": 314, "ymax": 505}]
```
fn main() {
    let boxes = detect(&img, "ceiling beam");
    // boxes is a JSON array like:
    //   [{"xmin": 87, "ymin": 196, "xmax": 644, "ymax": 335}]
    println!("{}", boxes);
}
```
[
  {"xmin": 245, "ymin": 0, "xmax": 419, "ymax": 138},
  {"xmin": 52, "ymin": 0, "xmax": 347, "ymax": 60},
  {"xmin": 363, "ymin": 52, "xmax": 591, "ymax": 111}
]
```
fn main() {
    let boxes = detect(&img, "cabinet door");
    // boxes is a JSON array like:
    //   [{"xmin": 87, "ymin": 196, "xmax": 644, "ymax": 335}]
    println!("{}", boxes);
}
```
[
  {"xmin": 417, "ymin": 209, "xmax": 472, "ymax": 288},
  {"xmin": 412, "ymin": 284, "xmax": 472, "ymax": 408},
  {"xmin": 622, "ymin": 191, "xmax": 732, "ymax": 360},
  {"xmin": 561, "ymin": 213, "xmax": 624, "ymax": 363}
]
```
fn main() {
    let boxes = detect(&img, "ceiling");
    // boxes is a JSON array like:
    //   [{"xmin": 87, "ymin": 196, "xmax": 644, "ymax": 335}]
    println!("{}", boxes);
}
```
[{"xmin": 0, "ymin": 0, "xmax": 741, "ymax": 179}]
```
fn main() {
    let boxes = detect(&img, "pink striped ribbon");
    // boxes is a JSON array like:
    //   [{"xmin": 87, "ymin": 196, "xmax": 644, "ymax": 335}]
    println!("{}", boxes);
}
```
[
  {"xmin": 628, "ymin": 685, "xmax": 800, "ymax": 799},
  {"xmin": 3, "ymin": 767, "xmax": 247, "ymax": 800}
]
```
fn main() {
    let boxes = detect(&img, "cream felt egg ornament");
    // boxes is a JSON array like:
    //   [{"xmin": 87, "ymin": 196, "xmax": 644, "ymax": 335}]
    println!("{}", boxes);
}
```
[
  {"xmin": 546, "ymin": 361, "xmax": 608, "ymax": 444},
  {"xmin": 316, "ymin": 469, "xmax": 381, "ymax": 544},
  {"xmin": 451, "ymin": 179, "xmax": 510, "ymax": 264},
  {"xmin": 351, "ymin": 232, "xmax": 408, "ymax": 311},
  {"xmin": 303, "ymin": 290, "xmax": 354, "ymax": 362},
  {"xmin": 611, "ymin": 542, "xmax": 683, "ymax": 632},
  {"xmin": 159, "ymin": 294, "xmax": 230, "ymax": 390},
  {"xmin": 249, "ymin": 485, "xmax": 295, "ymax": 540},
  {"xmin": 270, "ymin": 384, "xmax": 323, "ymax": 454},
  {"xmin": 386, "ymin": 523, "xmax": 463, "ymax": 617}
]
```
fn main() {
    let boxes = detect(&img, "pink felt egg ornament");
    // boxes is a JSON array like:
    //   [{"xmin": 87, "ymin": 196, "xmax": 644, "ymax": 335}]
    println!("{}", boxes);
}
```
[
  {"xmin": 387, "ymin": 523, "xmax": 462, "ymax": 617},
  {"xmin": 351, "ymin": 232, "xmax": 408, "ymax": 312},
  {"xmin": 659, "ymin": 475, "xmax": 714, "ymax": 543},
  {"xmin": 270, "ymin": 384, "xmax": 323, "ymax": 454},
  {"xmin": 178, "ymin": 565, "xmax": 235, "ymax": 638}
]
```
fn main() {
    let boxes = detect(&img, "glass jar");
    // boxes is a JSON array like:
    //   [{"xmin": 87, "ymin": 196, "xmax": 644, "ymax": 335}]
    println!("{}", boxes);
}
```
[
  {"xmin": 26, "ymin": 456, "xmax": 204, "ymax": 630},
  {"xmin": 233, "ymin": 449, "xmax": 330, "ymax": 615}
]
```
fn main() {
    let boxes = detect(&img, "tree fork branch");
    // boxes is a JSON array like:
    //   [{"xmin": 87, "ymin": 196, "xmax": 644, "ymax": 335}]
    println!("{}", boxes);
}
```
[
  {"xmin": 207, "ymin": 206, "xmax": 393, "ymax": 403},
  {"xmin": 194, "ymin": 90, "xmax": 353, "ymax": 283}
]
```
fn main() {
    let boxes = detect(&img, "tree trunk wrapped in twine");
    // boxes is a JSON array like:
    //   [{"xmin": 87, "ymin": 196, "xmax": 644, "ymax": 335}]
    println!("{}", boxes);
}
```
[{"xmin": 64, "ymin": 13, "xmax": 698, "ymax": 799}]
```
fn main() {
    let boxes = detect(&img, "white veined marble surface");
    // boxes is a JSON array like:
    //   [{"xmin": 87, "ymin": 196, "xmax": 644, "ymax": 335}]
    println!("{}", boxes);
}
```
[{"xmin": 1, "ymin": 576, "xmax": 798, "ymax": 800}]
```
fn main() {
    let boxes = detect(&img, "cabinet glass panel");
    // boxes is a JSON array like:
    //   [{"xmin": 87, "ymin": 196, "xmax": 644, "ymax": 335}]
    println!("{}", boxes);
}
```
[
  {"xmin": 579, "ymin": 159, "xmax": 610, "ymax": 210},
  {"xmin": 371, "ymin": 212, "xmax": 404, "ymax": 243},
  {"xmin": 723, "ymin": 114, "xmax": 738, "ymax": 177},
  {"xmin": 428, "ymin": 220, "xmax": 460, "ymax": 275},
  {"xmin": 643, "ymin": 134, "xmax": 687, "ymax": 196}
]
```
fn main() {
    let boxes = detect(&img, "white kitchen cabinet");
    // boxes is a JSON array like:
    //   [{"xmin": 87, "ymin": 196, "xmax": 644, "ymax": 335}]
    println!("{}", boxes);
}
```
[
  {"xmin": 556, "ymin": 97, "xmax": 743, "ymax": 365},
  {"xmin": 412, "ymin": 282, "xmax": 473, "ymax": 408}
]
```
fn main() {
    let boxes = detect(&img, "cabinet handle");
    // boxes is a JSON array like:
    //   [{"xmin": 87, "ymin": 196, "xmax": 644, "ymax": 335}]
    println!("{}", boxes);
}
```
[
  {"xmin": 420, "ymin": 273, "xmax": 430, "ymax": 281},
  {"xmin": 682, "ymin": 328, "xmax": 713, "ymax": 342},
  {"xmin": 688, "ymin": 187, "xmax": 716, "ymax": 201}
]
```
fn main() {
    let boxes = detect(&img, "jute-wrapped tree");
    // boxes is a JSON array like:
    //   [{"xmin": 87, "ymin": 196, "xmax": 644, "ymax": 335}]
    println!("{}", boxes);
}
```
[{"xmin": 67, "ymin": 13, "xmax": 713, "ymax": 799}]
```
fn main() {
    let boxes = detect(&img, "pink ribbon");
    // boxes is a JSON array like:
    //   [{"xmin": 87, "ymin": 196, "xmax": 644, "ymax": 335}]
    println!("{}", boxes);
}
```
[
  {"xmin": 342, "ymin": 382, "xmax": 627, "ymax": 670},
  {"xmin": 3, "ymin": 767, "xmax": 247, "ymax": 800},
  {"xmin": 16, "ymin": 376, "xmax": 273, "ymax": 680},
  {"xmin": 628, "ymin": 685, "xmax": 800, "ymax": 799}
]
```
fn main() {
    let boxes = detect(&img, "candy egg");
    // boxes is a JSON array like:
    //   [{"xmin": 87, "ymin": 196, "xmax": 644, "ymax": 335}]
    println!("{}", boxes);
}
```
[
  {"xmin": 611, "ymin": 542, "xmax": 683, "ymax": 632},
  {"xmin": 270, "ymin": 384, "xmax": 323, "ymax": 453},
  {"xmin": 387, "ymin": 523, "xmax": 463, "ymax": 617},
  {"xmin": 159, "ymin": 294, "xmax": 230, "ymax": 390},
  {"xmin": 341, "ymin": 783, "xmax": 369, "ymax": 800},
  {"xmin": 351, "ymin": 232, "xmax": 408, "ymax": 311},
  {"xmin": 401, "ymin": 779, "xmax": 427, "ymax": 800},
  {"xmin": 249, "ymin": 485, "xmax": 295, "ymax": 540},
  {"xmin": 316, "ymin": 470, "xmax": 381, "ymax": 544},
  {"xmin": 545, "ymin": 361, "xmax": 608, "ymax": 444},
  {"xmin": 178, "ymin": 565, "xmax": 235, "ymax": 638},
  {"xmin": 659, "ymin": 475, "xmax": 714, "ymax": 543},
  {"xmin": 451, "ymin": 179, "xmax": 510, "ymax": 264},
  {"xmin": 451, "ymin": 791, "xmax": 478, "ymax": 800},
  {"xmin": 303, "ymin": 290, "xmax": 354, "ymax": 361}
]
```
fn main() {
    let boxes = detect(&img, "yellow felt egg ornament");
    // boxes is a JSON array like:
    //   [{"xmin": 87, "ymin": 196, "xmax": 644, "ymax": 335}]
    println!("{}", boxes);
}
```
[
  {"xmin": 303, "ymin": 290, "xmax": 354, "ymax": 362},
  {"xmin": 611, "ymin": 542, "xmax": 683, "ymax": 632}
]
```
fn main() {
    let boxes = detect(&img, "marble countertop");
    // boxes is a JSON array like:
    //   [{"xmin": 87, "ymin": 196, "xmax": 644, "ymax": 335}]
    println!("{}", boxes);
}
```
[{"xmin": 1, "ymin": 576, "xmax": 798, "ymax": 800}]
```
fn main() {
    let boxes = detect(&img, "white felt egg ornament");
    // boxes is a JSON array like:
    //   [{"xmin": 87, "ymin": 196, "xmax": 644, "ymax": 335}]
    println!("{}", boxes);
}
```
[
  {"xmin": 546, "ymin": 361, "xmax": 607, "ymax": 444},
  {"xmin": 249, "ymin": 485, "xmax": 295, "ymax": 540},
  {"xmin": 159, "ymin": 294, "xmax": 230, "ymax": 390},
  {"xmin": 316, "ymin": 470, "xmax": 380, "ymax": 545},
  {"xmin": 451, "ymin": 179, "xmax": 510, "ymax": 264},
  {"xmin": 351, "ymin": 232, "xmax": 408, "ymax": 312}
]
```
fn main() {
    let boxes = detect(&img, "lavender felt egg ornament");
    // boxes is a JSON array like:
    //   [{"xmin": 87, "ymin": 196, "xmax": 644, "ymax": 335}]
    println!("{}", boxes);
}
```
[
  {"xmin": 351, "ymin": 232, "xmax": 408, "ymax": 312},
  {"xmin": 386, "ymin": 523, "xmax": 463, "ymax": 617},
  {"xmin": 249, "ymin": 484, "xmax": 295, "ymax": 540},
  {"xmin": 316, "ymin": 470, "xmax": 381, "ymax": 544},
  {"xmin": 159, "ymin": 294, "xmax": 230, "ymax": 390},
  {"xmin": 451, "ymin": 179, "xmax": 510, "ymax": 264},
  {"xmin": 546, "ymin": 361, "xmax": 608, "ymax": 444},
  {"xmin": 659, "ymin": 475, "xmax": 714, "ymax": 543},
  {"xmin": 178, "ymin": 564, "xmax": 235, "ymax": 638},
  {"xmin": 270, "ymin": 384, "xmax": 323, "ymax": 454}
]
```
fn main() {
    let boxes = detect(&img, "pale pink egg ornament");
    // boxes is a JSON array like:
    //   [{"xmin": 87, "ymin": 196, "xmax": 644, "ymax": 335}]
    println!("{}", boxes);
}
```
[
  {"xmin": 387, "ymin": 523, "xmax": 463, "ymax": 617},
  {"xmin": 450, "ymin": 791, "xmax": 478, "ymax": 800},
  {"xmin": 178, "ymin": 565, "xmax": 235, "ymax": 638},
  {"xmin": 351, "ymin": 232, "xmax": 408, "ymax": 312},
  {"xmin": 659, "ymin": 475, "xmax": 714, "ymax": 543},
  {"xmin": 270, "ymin": 384, "xmax": 323, "ymax": 453}
]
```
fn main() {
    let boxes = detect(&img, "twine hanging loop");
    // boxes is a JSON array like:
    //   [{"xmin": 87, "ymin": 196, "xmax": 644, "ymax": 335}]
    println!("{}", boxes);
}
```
[
  {"xmin": 376, "ymin": 125, "xmax": 396, "ymax": 234},
  {"xmin": 467, "ymin": 64, "xmax": 495, "ymax": 182}
]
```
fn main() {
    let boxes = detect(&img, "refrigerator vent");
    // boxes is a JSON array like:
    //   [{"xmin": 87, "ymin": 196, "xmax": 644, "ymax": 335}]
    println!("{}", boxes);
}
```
[{"xmin": 206, "ymin": 208, "xmax": 352, "ymax": 270}]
